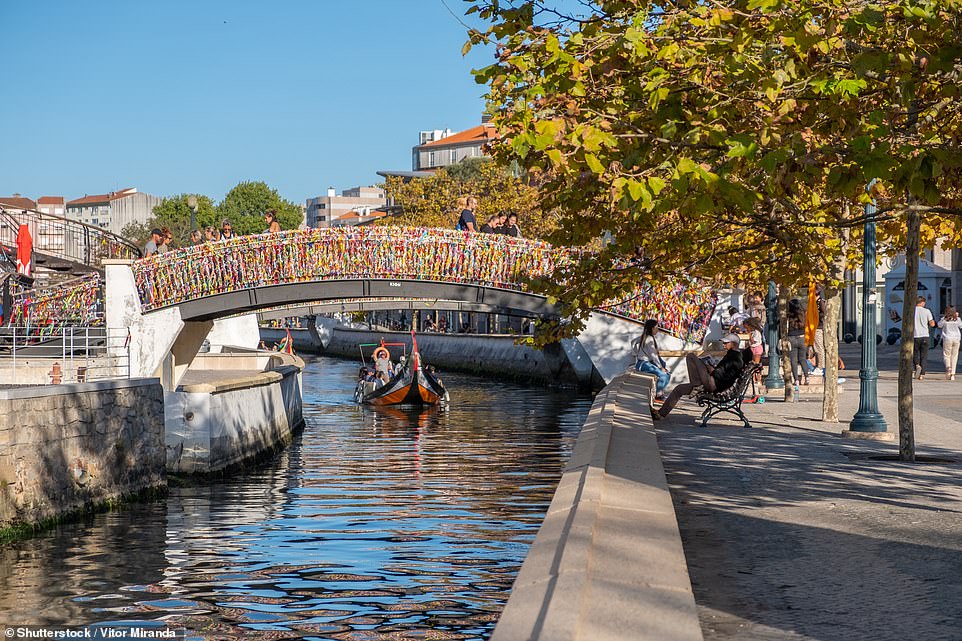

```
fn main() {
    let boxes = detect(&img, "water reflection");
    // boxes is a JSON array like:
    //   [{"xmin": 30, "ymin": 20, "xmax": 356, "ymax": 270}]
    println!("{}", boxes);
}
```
[{"xmin": 0, "ymin": 356, "xmax": 591, "ymax": 640}]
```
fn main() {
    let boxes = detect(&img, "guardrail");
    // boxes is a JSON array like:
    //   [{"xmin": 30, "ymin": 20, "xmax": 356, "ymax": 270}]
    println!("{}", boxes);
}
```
[
  {"xmin": 0, "ymin": 326, "xmax": 130, "ymax": 383},
  {"xmin": 0, "ymin": 206, "xmax": 141, "ymax": 270}
]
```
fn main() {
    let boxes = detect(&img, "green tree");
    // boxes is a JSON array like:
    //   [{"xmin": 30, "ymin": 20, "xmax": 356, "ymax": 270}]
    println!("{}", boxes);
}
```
[
  {"xmin": 152, "ymin": 194, "xmax": 219, "ymax": 245},
  {"xmin": 468, "ymin": 0, "xmax": 962, "ymax": 458},
  {"xmin": 217, "ymin": 181, "xmax": 303, "ymax": 235},
  {"xmin": 381, "ymin": 159, "xmax": 558, "ymax": 239},
  {"xmin": 122, "ymin": 194, "xmax": 217, "ymax": 247}
]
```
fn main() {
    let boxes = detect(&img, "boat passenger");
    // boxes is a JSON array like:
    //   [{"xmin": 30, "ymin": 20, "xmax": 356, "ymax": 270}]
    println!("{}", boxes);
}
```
[{"xmin": 375, "ymin": 371, "xmax": 390, "ymax": 388}]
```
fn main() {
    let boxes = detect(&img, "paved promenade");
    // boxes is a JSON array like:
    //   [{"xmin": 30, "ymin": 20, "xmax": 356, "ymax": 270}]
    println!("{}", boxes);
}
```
[{"xmin": 655, "ymin": 342, "xmax": 962, "ymax": 641}]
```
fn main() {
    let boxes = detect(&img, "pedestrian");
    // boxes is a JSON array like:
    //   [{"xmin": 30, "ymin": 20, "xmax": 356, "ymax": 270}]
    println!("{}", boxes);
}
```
[
  {"xmin": 501, "ymin": 212, "xmax": 522, "ymax": 238},
  {"xmin": 785, "ymin": 298, "xmax": 809, "ymax": 386},
  {"xmin": 913, "ymin": 296, "xmax": 936, "ymax": 380},
  {"xmin": 264, "ymin": 210, "xmax": 281, "ymax": 234},
  {"xmin": 144, "ymin": 228, "xmax": 163, "ymax": 256},
  {"xmin": 205, "ymin": 226, "xmax": 219, "ymax": 242},
  {"xmin": 632, "ymin": 319, "xmax": 671, "ymax": 401},
  {"xmin": 744, "ymin": 316, "xmax": 764, "ymax": 393},
  {"xmin": 480, "ymin": 214, "xmax": 501, "ymax": 234},
  {"xmin": 456, "ymin": 196, "xmax": 478, "ymax": 232},
  {"xmin": 654, "ymin": 333, "xmax": 744, "ymax": 419},
  {"xmin": 220, "ymin": 219, "xmax": 236, "ymax": 240},
  {"xmin": 157, "ymin": 228, "xmax": 172, "ymax": 253},
  {"xmin": 813, "ymin": 286, "xmax": 826, "ymax": 375},
  {"xmin": 938, "ymin": 305, "xmax": 962, "ymax": 381},
  {"xmin": 190, "ymin": 229, "xmax": 203, "ymax": 245}
]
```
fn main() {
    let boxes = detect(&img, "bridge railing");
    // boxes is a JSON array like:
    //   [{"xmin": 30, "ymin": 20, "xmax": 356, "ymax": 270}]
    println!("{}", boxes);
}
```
[
  {"xmin": 7, "ymin": 273, "xmax": 103, "ymax": 334},
  {"xmin": 133, "ymin": 226, "xmax": 569, "ymax": 307},
  {"xmin": 0, "ymin": 207, "xmax": 141, "ymax": 269},
  {"xmin": 130, "ymin": 226, "xmax": 717, "ymax": 344}
]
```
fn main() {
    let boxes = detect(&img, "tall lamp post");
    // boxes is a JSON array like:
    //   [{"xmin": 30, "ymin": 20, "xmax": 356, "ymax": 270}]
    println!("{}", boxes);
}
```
[
  {"xmin": 187, "ymin": 195, "xmax": 198, "ymax": 235},
  {"xmin": 763, "ymin": 280, "xmax": 783, "ymax": 390},
  {"xmin": 846, "ymin": 183, "xmax": 891, "ymax": 438}
]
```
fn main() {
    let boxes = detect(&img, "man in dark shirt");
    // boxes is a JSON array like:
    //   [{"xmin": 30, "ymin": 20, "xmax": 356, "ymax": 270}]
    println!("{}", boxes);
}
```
[
  {"xmin": 457, "ymin": 196, "xmax": 478, "ymax": 232},
  {"xmin": 655, "ymin": 333, "xmax": 744, "ymax": 418}
]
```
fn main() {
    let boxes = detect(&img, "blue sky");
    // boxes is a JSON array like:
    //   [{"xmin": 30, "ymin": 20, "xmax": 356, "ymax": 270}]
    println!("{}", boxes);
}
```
[{"xmin": 0, "ymin": 1, "xmax": 492, "ymax": 203}]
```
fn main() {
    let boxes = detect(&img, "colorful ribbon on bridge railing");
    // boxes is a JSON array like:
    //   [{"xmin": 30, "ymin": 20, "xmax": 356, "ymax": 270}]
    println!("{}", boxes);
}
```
[
  {"xmin": 8, "ymin": 273, "xmax": 103, "ymax": 334},
  {"xmin": 131, "ymin": 226, "xmax": 717, "ymax": 344}
]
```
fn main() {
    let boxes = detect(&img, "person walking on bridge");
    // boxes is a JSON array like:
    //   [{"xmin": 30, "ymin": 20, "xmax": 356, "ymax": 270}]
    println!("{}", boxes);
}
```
[
  {"xmin": 143, "ymin": 228, "xmax": 163, "ymax": 256},
  {"xmin": 456, "ymin": 196, "xmax": 478, "ymax": 232}
]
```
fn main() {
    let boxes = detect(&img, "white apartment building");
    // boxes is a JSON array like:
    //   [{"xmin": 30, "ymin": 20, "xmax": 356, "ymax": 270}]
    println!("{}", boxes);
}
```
[
  {"xmin": 306, "ymin": 186, "xmax": 386, "ymax": 228},
  {"xmin": 411, "ymin": 120, "xmax": 496, "ymax": 171},
  {"xmin": 66, "ymin": 188, "xmax": 163, "ymax": 233}
]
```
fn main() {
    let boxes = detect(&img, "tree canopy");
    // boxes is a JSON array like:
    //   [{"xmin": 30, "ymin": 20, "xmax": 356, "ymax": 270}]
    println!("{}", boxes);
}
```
[
  {"xmin": 467, "ymin": 0, "xmax": 962, "ymax": 325},
  {"xmin": 217, "ymin": 181, "xmax": 303, "ymax": 235},
  {"xmin": 380, "ymin": 158, "xmax": 558, "ymax": 239}
]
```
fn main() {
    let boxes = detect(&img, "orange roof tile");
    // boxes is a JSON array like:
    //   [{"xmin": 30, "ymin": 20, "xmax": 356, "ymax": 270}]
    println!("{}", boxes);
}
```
[
  {"xmin": 67, "ymin": 194, "xmax": 111, "ymax": 206},
  {"xmin": 0, "ymin": 196, "xmax": 37, "ymax": 210},
  {"xmin": 420, "ymin": 124, "xmax": 497, "ymax": 148},
  {"xmin": 37, "ymin": 196, "xmax": 65, "ymax": 204}
]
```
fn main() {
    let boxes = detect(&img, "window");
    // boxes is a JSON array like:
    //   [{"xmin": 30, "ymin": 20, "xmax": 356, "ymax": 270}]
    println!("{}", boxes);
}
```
[
  {"xmin": 450, "ymin": 149, "xmax": 457, "ymax": 163},
  {"xmin": 429, "ymin": 151, "xmax": 435, "ymax": 166}
]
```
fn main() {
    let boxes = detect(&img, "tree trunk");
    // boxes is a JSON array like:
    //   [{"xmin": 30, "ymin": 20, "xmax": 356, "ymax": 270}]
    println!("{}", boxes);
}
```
[
  {"xmin": 898, "ymin": 210, "xmax": 920, "ymax": 462},
  {"xmin": 779, "ymin": 286, "xmax": 794, "ymax": 401},
  {"xmin": 821, "ymin": 287, "xmax": 841, "ymax": 422}
]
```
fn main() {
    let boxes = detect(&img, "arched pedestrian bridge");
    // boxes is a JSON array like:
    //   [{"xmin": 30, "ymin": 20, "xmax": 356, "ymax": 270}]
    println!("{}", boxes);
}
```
[{"xmin": 105, "ymin": 227, "xmax": 717, "ymax": 385}]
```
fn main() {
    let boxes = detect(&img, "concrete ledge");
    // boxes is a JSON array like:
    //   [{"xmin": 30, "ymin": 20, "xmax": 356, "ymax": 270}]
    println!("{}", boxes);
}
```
[
  {"xmin": 492, "ymin": 370, "xmax": 703, "ymax": 641},
  {"xmin": 0, "ymin": 377, "xmax": 160, "ymax": 400}
]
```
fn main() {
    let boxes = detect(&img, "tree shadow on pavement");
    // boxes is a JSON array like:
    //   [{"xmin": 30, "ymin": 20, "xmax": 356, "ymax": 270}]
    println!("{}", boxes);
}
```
[
  {"xmin": 676, "ymin": 506, "xmax": 962, "ymax": 641},
  {"xmin": 654, "ymin": 415, "xmax": 962, "ymax": 640}
]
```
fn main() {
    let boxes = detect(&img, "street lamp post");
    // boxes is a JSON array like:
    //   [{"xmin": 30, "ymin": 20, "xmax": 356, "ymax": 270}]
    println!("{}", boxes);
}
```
[
  {"xmin": 187, "ymin": 196, "xmax": 198, "ymax": 234},
  {"xmin": 847, "ymin": 186, "xmax": 890, "ymax": 436},
  {"xmin": 763, "ymin": 280, "xmax": 784, "ymax": 390}
]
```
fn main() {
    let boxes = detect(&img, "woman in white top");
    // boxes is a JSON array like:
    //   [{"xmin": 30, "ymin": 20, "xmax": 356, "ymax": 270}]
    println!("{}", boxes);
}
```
[
  {"xmin": 633, "ymin": 319, "xmax": 671, "ymax": 401},
  {"xmin": 938, "ymin": 306, "xmax": 962, "ymax": 380}
]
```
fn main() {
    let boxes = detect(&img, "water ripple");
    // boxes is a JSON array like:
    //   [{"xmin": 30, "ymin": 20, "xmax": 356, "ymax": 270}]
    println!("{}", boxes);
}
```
[{"xmin": 0, "ymin": 355, "xmax": 591, "ymax": 640}]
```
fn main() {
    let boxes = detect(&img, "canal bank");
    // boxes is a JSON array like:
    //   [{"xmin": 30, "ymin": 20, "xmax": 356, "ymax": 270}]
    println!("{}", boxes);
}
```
[
  {"xmin": 0, "ymin": 348, "xmax": 305, "ymax": 533},
  {"xmin": 491, "ymin": 370, "xmax": 703, "ymax": 641},
  {"xmin": 260, "ymin": 324, "xmax": 603, "ymax": 389},
  {"xmin": 165, "ymin": 350, "xmax": 305, "ymax": 475},
  {"xmin": 0, "ymin": 378, "xmax": 166, "ymax": 534}
]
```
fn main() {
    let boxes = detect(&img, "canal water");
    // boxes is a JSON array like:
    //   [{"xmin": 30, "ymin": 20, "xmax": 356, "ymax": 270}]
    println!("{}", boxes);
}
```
[{"xmin": 0, "ymin": 355, "xmax": 592, "ymax": 640}]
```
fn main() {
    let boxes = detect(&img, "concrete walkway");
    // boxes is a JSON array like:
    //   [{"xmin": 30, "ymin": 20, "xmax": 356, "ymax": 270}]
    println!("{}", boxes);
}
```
[{"xmin": 655, "ymin": 342, "xmax": 962, "ymax": 641}]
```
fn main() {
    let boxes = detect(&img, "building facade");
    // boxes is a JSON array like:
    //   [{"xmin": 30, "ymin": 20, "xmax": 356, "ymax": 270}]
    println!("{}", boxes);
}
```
[
  {"xmin": 65, "ymin": 188, "xmax": 162, "ymax": 233},
  {"xmin": 306, "ymin": 186, "xmax": 386, "ymax": 228},
  {"xmin": 108, "ymin": 190, "xmax": 164, "ymax": 235},
  {"xmin": 411, "ymin": 121, "xmax": 496, "ymax": 171},
  {"xmin": 36, "ymin": 196, "xmax": 65, "ymax": 217}
]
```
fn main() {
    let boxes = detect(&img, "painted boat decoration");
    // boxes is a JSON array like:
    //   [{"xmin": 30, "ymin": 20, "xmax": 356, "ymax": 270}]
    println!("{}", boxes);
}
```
[{"xmin": 354, "ymin": 333, "xmax": 448, "ymax": 406}]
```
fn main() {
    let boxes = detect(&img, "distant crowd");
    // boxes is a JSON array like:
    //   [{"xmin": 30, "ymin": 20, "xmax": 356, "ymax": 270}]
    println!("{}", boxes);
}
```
[
  {"xmin": 455, "ymin": 196, "xmax": 522, "ymax": 237},
  {"xmin": 143, "ymin": 210, "xmax": 281, "ymax": 256}
]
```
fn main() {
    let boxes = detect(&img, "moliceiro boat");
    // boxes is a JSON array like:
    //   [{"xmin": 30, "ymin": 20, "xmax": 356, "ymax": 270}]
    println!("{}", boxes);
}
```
[{"xmin": 354, "ymin": 333, "xmax": 448, "ymax": 406}]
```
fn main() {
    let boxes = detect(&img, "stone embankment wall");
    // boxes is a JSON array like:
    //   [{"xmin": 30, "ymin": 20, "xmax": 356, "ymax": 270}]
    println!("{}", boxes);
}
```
[
  {"xmin": 261, "ymin": 326, "xmax": 601, "ymax": 388},
  {"xmin": 0, "ymin": 379, "xmax": 166, "ymax": 530},
  {"xmin": 164, "ymin": 351, "xmax": 305, "ymax": 475},
  {"xmin": 491, "ymin": 371, "xmax": 703, "ymax": 641}
]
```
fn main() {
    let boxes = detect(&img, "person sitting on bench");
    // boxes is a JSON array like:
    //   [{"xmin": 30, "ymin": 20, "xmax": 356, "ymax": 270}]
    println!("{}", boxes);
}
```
[{"xmin": 654, "ymin": 333, "xmax": 744, "ymax": 419}]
